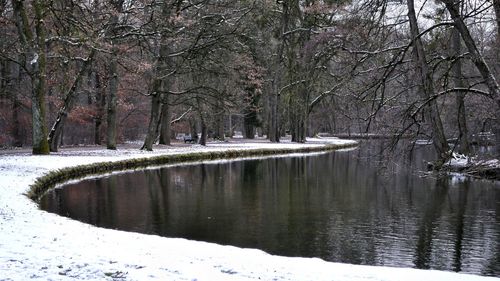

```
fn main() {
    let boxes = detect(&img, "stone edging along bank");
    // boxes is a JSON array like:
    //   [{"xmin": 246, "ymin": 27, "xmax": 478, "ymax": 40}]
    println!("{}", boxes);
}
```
[{"xmin": 28, "ymin": 142, "xmax": 358, "ymax": 202}]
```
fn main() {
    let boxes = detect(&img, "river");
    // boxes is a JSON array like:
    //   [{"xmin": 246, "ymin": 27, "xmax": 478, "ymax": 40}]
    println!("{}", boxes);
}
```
[{"xmin": 40, "ymin": 142, "xmax": 500, "ymax": 276}]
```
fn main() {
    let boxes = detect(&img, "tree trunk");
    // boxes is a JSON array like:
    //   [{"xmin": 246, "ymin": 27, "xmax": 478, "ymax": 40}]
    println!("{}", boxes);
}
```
[
  {"xmin": 243, "ymin": 116, "xmax": 255, "ymax": 139},
  {"xmin": 94, "ymin": 116, "xmax": 102, "ymax": 145},
  {"xmin": 106, "ymin": 46, "xmax": 118, "ymax": 150},
  {"xmin": 200, "ymin": 116, "xmax": 207, "ymax": 146},
  {"xmin": 59, "ymin": 127, "xmax": 64, "ymax": 146},
  {"xmin": 105, "ymin": 0, "xmax": 125, "ymax": 150},
  {"xmin": 0, "ymin": 59, "xmax": 6, "ymax": 96},
  {"xmin": 159, "ymin": 93, "xmax": 171, "ymax": 145},
  {"xmin": 142, "ymin": 0, "xmax": 173, "ymax": 150},
  {"xmin": 493, "ymin": 0, "xmax": 500, "ymax": 155},
  {"xmin": 142, "ymin": 89, "xmax": 162, "ymax": 151},
  {"xmin": 301, "ymin": 90, "xmax": 308, "ymax": 141},
  {"xmin": 268, "ymin": 1, "xmax": 291, "ymax": 143},
  {"xmin": 325, "ymin": 98, "xmax": 337, "ymax": 134},
  {"xmin": 31, "ymin": 0, "xmax": 50, "ymax": 155},
  {"xmin": 214, "ymin": 107, "xmax": 225, "ymax": 141},
  {"xmin": 494, "ymin": 0, "xmax": 500, "ymax": 36},
  {"xmin": 189, "ymin": 118, "xmax": 198, "ymax": 141},
  {"xmin": 290, "ymin": 92, "xmax": 307, "ymax": 143},
  {"xmin": 10, "ymin": 57, "xmax": 23, "ymax": 147},
  {"xmin": 228, "ymin": 114, "xmax": 233, "ymax": 138},
  {"xmin": 269, "ymin": 75, "xmax": 280, "ymax": 142},
  {"xmin": 288, "ymin": 82, "xmax": 308, "ymax": 144},
  {"xmin": 159, "ymin": 39, "xmax": 178, "ymax": 146},
  {"xmin": 211, "ymin": 98, "xmax": 224, "ymax": 141},
  {"xmin": 407, "ymin": 0, "xmax": 449, "ymax": 163},
  {"xmin": 48, "ymin": 50, "xmax": 95, "ymax": 152},
  {"xmin": 142, "ymin": 54, "xmax": 167, "ymax": 150},
  {"xmin": 217, "ymin": 112, "xmax": 225, "ymax": 141},
  {"xmin": 94, "ymin": 70, "xmax": 105, "ymax": 145},
  {"xmin": 451, "ymin": 17, "xmax": 470, "ymax": 155},
  {"xmin": 442, "ymin": 0, "xmax": 500, "ymax": 157},
  {"xmin": 25, "ymin": 1, "xmax": 49, "ymax": 154},
  {"xmin": 12, "ymin": 0, "xmax": 50, "ymax": 154},
  {"xmin": 11, "ymin": 91, "xmax": 22, "ymax": 147}
]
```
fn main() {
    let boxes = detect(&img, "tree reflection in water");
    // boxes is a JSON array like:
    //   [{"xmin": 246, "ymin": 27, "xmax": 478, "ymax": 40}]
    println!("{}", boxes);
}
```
[{"xmin": 41, "ymin": 145, "xmax": 500, "ymax": 277}]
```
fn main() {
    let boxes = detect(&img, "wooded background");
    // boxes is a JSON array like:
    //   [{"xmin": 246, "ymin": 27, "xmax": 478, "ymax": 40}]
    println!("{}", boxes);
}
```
[{"xmin": 0, "ymin": 0, "xmax": 499, "ymax": 162}]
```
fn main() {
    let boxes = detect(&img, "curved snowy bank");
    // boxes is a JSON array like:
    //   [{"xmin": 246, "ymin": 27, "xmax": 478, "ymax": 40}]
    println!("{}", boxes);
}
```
[
  {"xmin": 0, "ymin": 138, "xmax": 498, "ymax": 281},
  {"xmin": 27, "ymin": 140, "xmax": 357, "ymax": 202}
]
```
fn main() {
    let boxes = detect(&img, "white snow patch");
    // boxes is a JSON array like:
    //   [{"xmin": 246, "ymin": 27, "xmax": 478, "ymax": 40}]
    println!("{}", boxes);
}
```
[
  {"xmin": 444, "ymin": 152, "xmax": 500, "ymax": 171},
  {"xmin": 0, "ymin": 139, "xmax": 497, "ymax": 281},
  {"xmin": 445, "ymin": 152, "xmax": 471, "ymax": 168},
  {"xmin": 30, "ymin": 53, "xmax": 39, "ymax": 65}
]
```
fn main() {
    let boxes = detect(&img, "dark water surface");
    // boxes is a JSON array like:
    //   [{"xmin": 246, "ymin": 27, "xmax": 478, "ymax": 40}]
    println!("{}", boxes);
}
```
[{"xmin": 41, "ymin": 144, "xmax": 500, "ymax": 276}]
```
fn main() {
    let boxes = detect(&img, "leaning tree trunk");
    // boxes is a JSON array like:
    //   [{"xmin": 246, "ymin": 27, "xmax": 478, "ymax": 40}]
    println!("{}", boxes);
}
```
[
  {"xmin": 48, "ymin": 50, "xmax": 95, "ymax": 152},
  {"xmin": 453, "ymin": 35, "xmax": 470, "ymax": 155},
  {"xmin": 407, "ymin": 0, "xmax": 449, "ymax": 163},
  {"xmin": 451, "ymin": 20, "xmax": 470, "ymax": 155},
  {"xmin": 442, "ymin": 0, "xmax": 500, "ymax": 157}
]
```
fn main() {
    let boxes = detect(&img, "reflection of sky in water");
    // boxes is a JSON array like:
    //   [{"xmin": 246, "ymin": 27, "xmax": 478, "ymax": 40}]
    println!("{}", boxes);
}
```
[{"xmin": 41, "ymin": 143, "xmax": 500, "ymax": 277}]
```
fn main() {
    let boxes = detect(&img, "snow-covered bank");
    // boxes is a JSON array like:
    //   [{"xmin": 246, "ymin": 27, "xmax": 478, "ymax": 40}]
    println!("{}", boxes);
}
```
[
  {"xmin": 443, "ymin": 152, "xmax": 500, "ymax": 180},
  {"xmin": 0, "ymin": 139, "xmax": 497, "ymax": 281}
]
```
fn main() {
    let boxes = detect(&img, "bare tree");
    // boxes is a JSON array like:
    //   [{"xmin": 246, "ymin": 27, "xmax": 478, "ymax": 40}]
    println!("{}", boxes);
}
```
[
  {"xmin": 141, "ymin": 0, "xmax": 176, "ymax": 151},
  {"xmin": 494, "ymin": 0, "xmax": 500, "ymax": 33},
  {"xmin": 158, "ymin": 92, "xmax": 172, "ymax": 145},
  {"xmin": 441, "ymin": 0, "xmax": 500, "ymax": 155},
  {"xmin": 407, "ymin": 0, "xmax": 450, "ymax": 162},
  {"xmin": 48, "ymin": 50, "xmax": 95, "ymax": 152},
  {"xmin": 450, "ymin": 2, "xmax": 470, "ymax": 154},
  {"xmin": 11, "ymin": 0, "xmax": 50, "ymax": 154},
  {"xmin": 106, "ymin": 0, "xmax": 125, "ymax": 150}
]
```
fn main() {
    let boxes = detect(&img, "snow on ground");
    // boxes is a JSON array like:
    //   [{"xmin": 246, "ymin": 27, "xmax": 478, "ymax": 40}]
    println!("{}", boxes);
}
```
[
  {"xmin": 0, "ymin": 138, "xmax": 497, "ymax": 281},
  {"xmin": 445, "ymin": 152, "xmax": 471, "ymax": 168},
  {"xmin": 444, "ymin": 152, "xmax": 500, "ymax": 171}
]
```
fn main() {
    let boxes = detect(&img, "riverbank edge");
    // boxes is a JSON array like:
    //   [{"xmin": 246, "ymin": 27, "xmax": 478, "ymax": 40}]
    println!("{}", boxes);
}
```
[{"xmin": 28, "ymin": 141, "xmax": 358, "ymax": 202}]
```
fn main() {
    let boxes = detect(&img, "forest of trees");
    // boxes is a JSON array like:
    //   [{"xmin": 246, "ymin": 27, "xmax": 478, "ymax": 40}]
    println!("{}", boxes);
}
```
[{"xmin": 0, "ymin": 0, "xmax": 499, "ymax": 164}]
